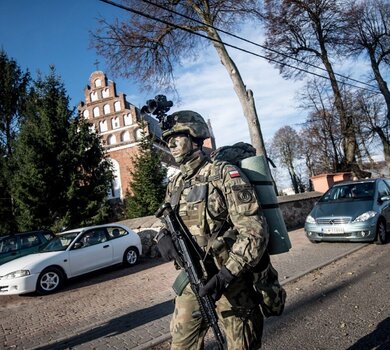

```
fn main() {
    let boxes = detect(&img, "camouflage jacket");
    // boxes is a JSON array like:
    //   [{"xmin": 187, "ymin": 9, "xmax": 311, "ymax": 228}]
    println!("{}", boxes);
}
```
[{"xmin": 165, "ymin": 152, "xmax": 269, "ymax": 276}]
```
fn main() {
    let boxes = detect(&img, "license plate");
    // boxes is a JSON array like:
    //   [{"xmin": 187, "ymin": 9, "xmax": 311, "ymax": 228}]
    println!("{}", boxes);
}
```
[{"xmin": 322, "ymin": 227, "xmax": 344, "ymax": 234}]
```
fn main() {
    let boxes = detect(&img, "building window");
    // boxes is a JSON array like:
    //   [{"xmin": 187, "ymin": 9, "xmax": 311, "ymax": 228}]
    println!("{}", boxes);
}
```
[
  {"xmin": 95, "ymin": 78, "xmax": 102, "ymax": 88},
  {"xmin": 102, "ymin": 88, "xmax": 109, "ymax": 98},
  {"xmin": 124, "ymin": 113, "xmax": 132, "ymax": 126},
  {"xmin": 103, "ymin": 104, "xmax": 111, "ymax": 115},
  {"xmin": 99, "ymin": 120, "xmax": 108, "ymax": 132},
  {"xmin": 114, "ymin": 101, "xmax": 121, "ymax": 112},
  {"xmin": 121, "ymin": 131, "xmax": 130, "ymax": 142},
  {"xmin": 112, "ymin": 117, "xmax": 120, "ymax": 129},
  {"xmin": 136, "ymin": 129, "xmax": 143, "ymax": 140},
  {"xmin": 89, "ymin": 124, "xmax": 96, "ymax": 133},
  {"xmin": 83, "ymin": 109, "xmax": 89, "ymax": 119},
  {"xmin": 90, "ymin": 91, "xmax": 99, "ymax": 102},
  {"xmin": 108, "ymin": 158, "xmax": 121, "ymax": 199},
  {"xmin": 107, "ymin": 134, "xmax": 116, "ymax": 145},
  {"xmin": 93, "ymin": 107, "xmax": 100, "ymax": 117}
]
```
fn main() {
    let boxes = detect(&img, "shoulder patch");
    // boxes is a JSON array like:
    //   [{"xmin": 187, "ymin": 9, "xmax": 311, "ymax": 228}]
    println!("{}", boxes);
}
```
[
  {"xmin": 228, "ymin": 169, "xmax": 240, "ymax": 178},
  {"xmin": 237, "ymin": 189, "xmax": 254, "ymax": 203}
]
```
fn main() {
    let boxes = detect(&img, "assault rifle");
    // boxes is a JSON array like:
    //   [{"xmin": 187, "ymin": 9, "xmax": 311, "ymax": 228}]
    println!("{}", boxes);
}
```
[{"xmin": 155, "ymin": 203, "xmax": 225, "ymax": 349}]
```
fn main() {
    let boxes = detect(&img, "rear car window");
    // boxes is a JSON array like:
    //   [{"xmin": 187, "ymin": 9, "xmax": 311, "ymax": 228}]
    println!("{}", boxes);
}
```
[{"xmin": 107, "ymin": 227, "xmax": 128, "ymax": 239}]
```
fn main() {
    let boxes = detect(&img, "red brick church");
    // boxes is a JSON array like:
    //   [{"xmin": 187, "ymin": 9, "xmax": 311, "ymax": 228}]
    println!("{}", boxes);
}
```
[{"xmin": 78, "ymin": 71, "xmax": 216, "ymax": 201}]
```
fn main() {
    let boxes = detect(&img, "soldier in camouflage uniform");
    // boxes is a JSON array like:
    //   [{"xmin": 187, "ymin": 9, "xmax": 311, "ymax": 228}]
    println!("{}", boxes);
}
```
[{"xmin": 156, "ymin": 111, "xmax": 269, "ymax": 349}]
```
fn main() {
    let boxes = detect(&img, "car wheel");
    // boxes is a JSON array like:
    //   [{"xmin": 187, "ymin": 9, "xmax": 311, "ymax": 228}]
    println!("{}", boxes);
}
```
[
  {"xmin": 123, "ymin": 247, "xmax": 139, "ymax": 266},
  {"xmin": 375, "ymin": 220, "xmax": 386, "ymax": 245},
  {"xmin": 36, "ymin": 267, "xmax": 64, "ymax": 295}
]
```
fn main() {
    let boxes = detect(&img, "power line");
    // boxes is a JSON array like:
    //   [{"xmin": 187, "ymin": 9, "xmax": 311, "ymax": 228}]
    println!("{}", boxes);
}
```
[
  {"xmin": 141, "ymin": 0, "xmax": 379, "ymax": 91},
  {"xmin": 98, "ymin": 0, "xmax": 380, "ymax": 94}
]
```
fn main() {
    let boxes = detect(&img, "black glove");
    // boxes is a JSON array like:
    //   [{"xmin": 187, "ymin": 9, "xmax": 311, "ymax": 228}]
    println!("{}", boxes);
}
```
[
  {"xmin": 155, "ymin": 229, "xmax": 180, "ymax": 262},
  {"xmin": 199, "ymin": 266, "xmax": 235, "ymax": 301}
]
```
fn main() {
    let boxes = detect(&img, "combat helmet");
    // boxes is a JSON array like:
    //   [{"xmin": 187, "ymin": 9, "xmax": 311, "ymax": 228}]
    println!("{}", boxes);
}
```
[{"xmin": 162, "ymin": 110, "xmax": 210, "ymax": 142}]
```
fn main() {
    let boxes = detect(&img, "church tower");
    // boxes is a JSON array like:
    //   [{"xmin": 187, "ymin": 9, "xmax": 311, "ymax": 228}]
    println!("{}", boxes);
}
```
[
  {"xmin": 78, "ymin": 71, "xmax": 216, "ymax": 201},
  {"xmin": 78, "ymin": 71, "xmax": 156, "ymax": 200}
]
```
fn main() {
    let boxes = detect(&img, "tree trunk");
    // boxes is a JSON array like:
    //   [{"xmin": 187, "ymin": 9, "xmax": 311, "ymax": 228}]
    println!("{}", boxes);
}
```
[
  {"xmin": 320, "ymin": 52, "xmax": 357, "ymax": 169},
  {"xmin": 315, "ymin": 21, "xmax": 358, "ymax": 170},
  {"xmin": 368, "ymin": 51, "xmax": 390, "ymax": 121},
  {"xmin": 375, "ymin": 127, "xmax": 390, "ymax": 169},
  {"xmin": 205, "ymin": 27, "xmax": 266, "ymax": 156}
]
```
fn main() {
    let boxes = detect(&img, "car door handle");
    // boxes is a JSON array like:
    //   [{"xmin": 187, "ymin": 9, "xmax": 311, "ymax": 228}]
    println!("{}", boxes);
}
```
[{"xmin": 103, "ymin": 245, "xmax": 110, "ymax": 248}]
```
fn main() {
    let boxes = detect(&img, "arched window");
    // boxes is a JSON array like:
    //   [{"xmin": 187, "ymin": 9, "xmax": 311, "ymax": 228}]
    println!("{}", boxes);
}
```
[
  {"xmin": 124, "ymin": 113, "xmax": 132, "ymax": 126},
  {"xmin": 83, "ymin": 109, "xmax": 89, "ymax": 119},
  {"xmin": 121, "ymin": 131, "xmax": 130, "ymax": 142},
  {"xmin": 108, "ymin": 158, "xmax": 121, "ymax": 199},
  {"xmin": 95, "ymin": 78, "xmax": 102, "ymax": 87},
  {"xmin": 90, "ymin": 91, "xmax": 98, "ymax": 102},
  {"xmin": 107, "ymin": 134, "xmax": 116, "ymax": 145},
  {"xmin": 103, "ymin": 104, "xmax": 111, "ymax": 115},
  {"xmin": 102, "ymin": 88, "xmax": 109, "ymax": 98},
  {"xmin": 93, "ymin": 107, "xmax": 100, "ymax": 117},
  {"xmin": 112, "ymin": 116, "xmax": 120, "ymax": 129},
  {"xmin": 136, "ymin": 129, "xmax": 143, "ymax": 140},
  {"xmin": 114, "ymin": 101, "xmax": 121, "ymax": 112},
  {"xmin": 99, "ymin": 120, "xmax": 108, "ymax": 132},
  {"xmin": 88, "ymin": 124, "xmax": 96, "ymax": 133}
]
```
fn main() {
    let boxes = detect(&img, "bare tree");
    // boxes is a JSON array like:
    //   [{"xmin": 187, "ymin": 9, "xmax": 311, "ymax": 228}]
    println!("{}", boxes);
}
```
[
  {"xmin": 93, "ymin": 0, "xmax": 267, "ymax": 155},
  {"xmin": 298, "ymin": 78, "xmax": 343, "ymax": 171},
  {"xmin": 271, "ymin": 126, "xmax": 304, "ymax": 193},
  {"xmin": 354, "ymin": 90, "xmax": 388, "ymax": 166},
  {"xmin": 261, "ymin": 0, "xmax": 361, "ymax": 173},
  {"xmin": 342, "ymin": 0, "xmax": 390, "ymax": 168}
]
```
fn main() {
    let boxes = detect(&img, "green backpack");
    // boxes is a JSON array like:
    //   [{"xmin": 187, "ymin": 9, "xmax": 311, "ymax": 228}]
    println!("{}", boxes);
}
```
[{"xmin": 211, "ymin": 142, "xmax": 287, "ymax": 318}]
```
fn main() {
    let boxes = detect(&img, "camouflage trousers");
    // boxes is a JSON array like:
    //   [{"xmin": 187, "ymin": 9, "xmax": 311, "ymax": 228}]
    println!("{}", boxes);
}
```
[{"xmin": 170, "ymin": 277, "xmax": 264, "ymax": 350}]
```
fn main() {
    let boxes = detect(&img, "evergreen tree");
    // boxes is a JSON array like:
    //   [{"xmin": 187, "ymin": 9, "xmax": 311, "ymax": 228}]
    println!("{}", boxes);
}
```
[
  {"xmin": 0, "ymin": 51, "xmax": 30, "ymax": 234},
  {"xmin": 0, "ymin": 50, "xmax": 30, "ymax": 157},
  {"xmin": 125, "ymin": 121, "xmax": 167, "ymax": 218},
  {"xmin": 0, "ymin": 148, "xmax": 15, "ymax": 235},
  {"xmin": 63, "ymin": 117, "xmax": 114, "ymax": 230},
  {"xmin": 12, "ymin": 68, "xmax": 113, "ymax": 232}
]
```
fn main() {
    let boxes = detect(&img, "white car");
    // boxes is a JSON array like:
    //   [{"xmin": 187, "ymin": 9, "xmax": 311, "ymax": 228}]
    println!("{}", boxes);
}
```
[{"xmin": 0, "ymin": 224, "xmax": 142, "ymax": 295}]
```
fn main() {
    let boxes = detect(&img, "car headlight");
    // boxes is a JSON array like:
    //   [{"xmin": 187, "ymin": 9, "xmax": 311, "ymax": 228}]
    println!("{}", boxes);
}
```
[
  {"xmin": 0, "ymin": 270, "xmax": 31, "ymax": 280},
  {"xmin": 306, "ymin": 215, "xmax": 316, "ymax": 224},
  {"xmin": 352, "ymin": 211, "xmax": 377, "ymax": 223}
]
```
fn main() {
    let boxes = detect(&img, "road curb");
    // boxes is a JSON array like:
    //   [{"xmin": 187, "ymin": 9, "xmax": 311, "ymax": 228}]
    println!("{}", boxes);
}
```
[
  {"xmin": 137, "ymin": 243, "xmax": 370, "ymax": 350},
  {"xmin": 280, "ymin": 243, "xmax": 369, "ymax": 286}
]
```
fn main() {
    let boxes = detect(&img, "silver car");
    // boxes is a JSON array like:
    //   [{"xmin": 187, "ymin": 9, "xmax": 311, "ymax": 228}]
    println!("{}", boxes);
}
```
[{"xmin": 305, "ymin": 178, "xmax": 390, "ymax": 243}]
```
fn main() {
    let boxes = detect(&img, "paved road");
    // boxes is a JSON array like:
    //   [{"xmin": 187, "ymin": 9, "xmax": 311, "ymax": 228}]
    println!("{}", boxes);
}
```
[
  {"xmin": 261, "ymin": 242, "xmax": 390, "ymax": 350},
  {"xmin": 0, "ymin": 228, "xmax": 369, "ymax": 350}
]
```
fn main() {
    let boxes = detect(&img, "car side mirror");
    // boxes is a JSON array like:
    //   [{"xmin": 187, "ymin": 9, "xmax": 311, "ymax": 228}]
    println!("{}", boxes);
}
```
[{"xmin": 73, "ymin": 242, "xmax": 84, "ymax": 249}]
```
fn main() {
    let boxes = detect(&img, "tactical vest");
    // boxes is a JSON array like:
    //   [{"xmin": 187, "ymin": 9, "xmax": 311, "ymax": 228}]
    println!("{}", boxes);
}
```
[{"xmin": 169, "ymin": 160, "xmax": 231, "ymax": 250}]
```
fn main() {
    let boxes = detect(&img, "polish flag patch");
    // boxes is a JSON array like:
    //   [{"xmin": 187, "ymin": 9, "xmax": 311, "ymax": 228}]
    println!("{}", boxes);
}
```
[{"xmin": 229, "ymin": 170, "xmax": 240, "ymax": 178}]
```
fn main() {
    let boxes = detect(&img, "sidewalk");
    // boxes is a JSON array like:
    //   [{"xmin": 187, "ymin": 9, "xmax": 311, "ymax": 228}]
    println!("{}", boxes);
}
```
[{"xmin": 0, "ymin": 228, "xmax": 367, "ymax": 350}]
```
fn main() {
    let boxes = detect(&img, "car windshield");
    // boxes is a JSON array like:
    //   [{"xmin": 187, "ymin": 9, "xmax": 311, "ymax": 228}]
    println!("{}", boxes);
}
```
[
  {"xmin": 320, "ymin": 182, "xmax": 375, "ymax": 203},
  {"xmin": 39, "ymin": 232, "xmax": 80, "ymax": 252}
]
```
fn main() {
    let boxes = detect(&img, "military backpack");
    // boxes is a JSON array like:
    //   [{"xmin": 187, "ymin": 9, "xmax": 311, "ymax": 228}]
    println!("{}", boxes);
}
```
[{"xmin": 210, "ymin": 142, "xmax": 286, "ymax": 318}]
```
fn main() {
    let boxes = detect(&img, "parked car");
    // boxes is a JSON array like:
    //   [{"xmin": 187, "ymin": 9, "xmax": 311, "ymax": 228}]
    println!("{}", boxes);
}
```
[
  {"xmin": 0, "ymin": 230, "xmax": 55, "ymax": 265},
  {"xmin": 305, "ymin": 178, "xmax": 390, "ymax": 243},
  {"xmin": 0, "ymin": 224, "xmax": 142, "ymax": 295}
]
